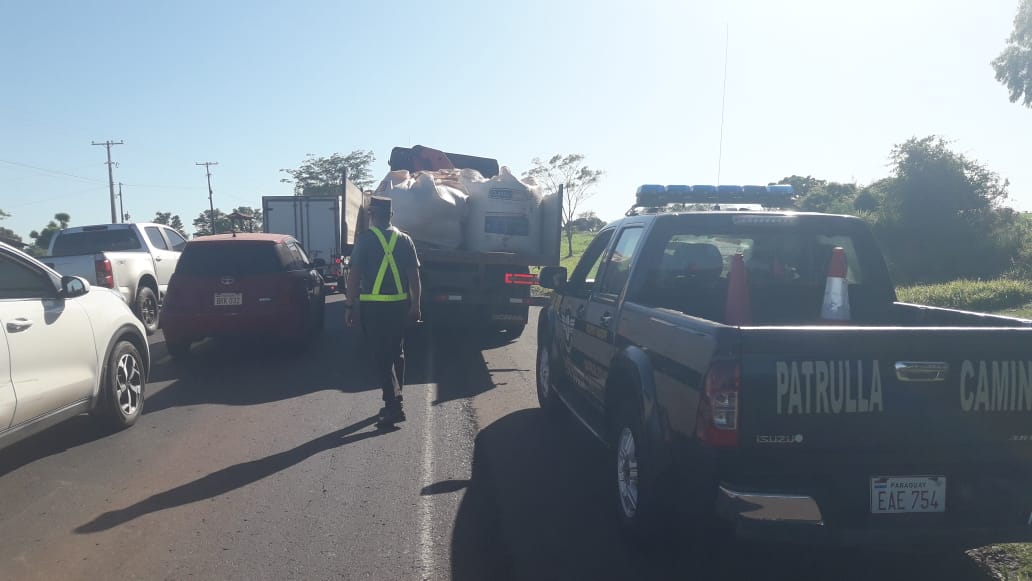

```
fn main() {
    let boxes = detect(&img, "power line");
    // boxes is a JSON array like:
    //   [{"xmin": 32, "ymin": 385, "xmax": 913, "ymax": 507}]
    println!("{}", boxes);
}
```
[
  {"xmin": 92, "ymin": 140, "xmax": 124, "ymax": 223},
  {"xmin": 196, "ymin": 161, "xmax": 218, "ymax": 234},
  {"xmin": 0, "ymin": 159, "xmax": 107, "ymax": 184}
]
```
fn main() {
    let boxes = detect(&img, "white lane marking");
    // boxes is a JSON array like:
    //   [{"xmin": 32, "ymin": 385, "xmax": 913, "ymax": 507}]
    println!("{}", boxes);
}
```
[{"xmin": 418, "ymin": 351, "xmax": 437, "ymax": 580}]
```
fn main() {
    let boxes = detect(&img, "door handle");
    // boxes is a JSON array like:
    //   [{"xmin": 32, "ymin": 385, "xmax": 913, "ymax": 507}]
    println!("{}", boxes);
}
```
[
  {"xmin": 6, "ymin": 318, "xmax": 33, "ymax": 332},
  {"xmin": 155, "ymin": 257, "xmax": 163, "ymax": 262},
  {"xmin": 599, "ymin": 313, "xmax": 612, "ymax": 327},
  {"xmin": 894, "ymin": 361, "xmax": 949, "ymax": 382}
]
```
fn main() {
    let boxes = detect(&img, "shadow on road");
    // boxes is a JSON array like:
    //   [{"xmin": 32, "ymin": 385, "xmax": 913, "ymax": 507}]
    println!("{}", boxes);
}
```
[
  {"xmin": 74, "ymin": 415, "xmax": 392, "ymax": 534},
  {"xmin": 449, "ymin": 408, "xmax": 994, "ymax": 581},
  {"xmin": 0, "ymin": 416, "xmax": 119, "ymax": 478},
  {"xmin": 146, "ymin": 300, "xmax": 388, "ymax": 413}
]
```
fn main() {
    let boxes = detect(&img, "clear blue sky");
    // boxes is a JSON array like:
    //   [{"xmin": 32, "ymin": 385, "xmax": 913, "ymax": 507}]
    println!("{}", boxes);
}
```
[{"xmin": 2, "ymin": 0, "xmax": 1031, "ymax": 241}]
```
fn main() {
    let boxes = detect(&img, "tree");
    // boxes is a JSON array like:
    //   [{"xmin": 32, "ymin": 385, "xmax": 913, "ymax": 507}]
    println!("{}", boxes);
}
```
[
  {"xmin": 228, "ymin": 206, "xmax": 263, "ymax": 232},
  {"xmin": 571, "ymin": 210, "xmax": 605, "ymax": 232},
  {"xmin": 523, "ymin": 154, "xmax": 604, "ymax": 257},
  {"xmin": 192, "ymin": 209, "xmax": 232, "ymax": 237},
  {"xmin": 280, "ymin": 150, "xmax": 377, "ymax": 195},
  {"xmin": 153, "ymin": 212, "xmax": 185, "ymax": 233},
  {"xmin": 0, "ymin": 209, "xmax": 21, "ymax": 245},
  {"xmin": 873, "ymin": 136, "xmax": 1017, "ymax": 282},
  {"xmin": 28, "ymin": 212, "xmax": 71, "ymax": 255},
  {"xmin": 192, "ymin": 207, "xmax": 263, "ymax": 236},
  {"xmin": 992, "ymin": 0, "xmax": 1032, "ymax": 108}
]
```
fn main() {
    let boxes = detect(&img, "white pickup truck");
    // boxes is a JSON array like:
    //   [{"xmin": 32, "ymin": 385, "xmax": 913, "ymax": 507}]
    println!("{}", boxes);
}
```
[{"xmin": 45, "ymin": 223, "xmax": 187, "ymax": 334}]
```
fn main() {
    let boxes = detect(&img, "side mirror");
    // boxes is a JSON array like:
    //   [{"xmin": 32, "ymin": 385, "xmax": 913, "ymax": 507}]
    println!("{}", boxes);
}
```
[
  {"xmin": 312, "ymin": 258, "xmax": 327, "ymax": 269},
  {"xmin": 60, "ymin": 276, "xmax": 90, "ymax": 298},
  {"xmin": 538, "ymin": 266, "xmax": 568, "ymax": 290}
]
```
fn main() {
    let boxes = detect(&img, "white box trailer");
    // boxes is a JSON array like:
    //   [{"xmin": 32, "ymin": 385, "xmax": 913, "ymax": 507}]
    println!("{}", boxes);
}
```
[{"xmin": 263, "ymin": 194, "xmax": 357, "ymax": 290}]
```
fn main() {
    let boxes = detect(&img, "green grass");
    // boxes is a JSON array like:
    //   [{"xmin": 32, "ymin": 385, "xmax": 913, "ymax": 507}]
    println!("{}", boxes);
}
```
[
  {"xmin": 896, "ymin": 279, "xmax": 1032, "ymax": 313},
  {"xmin": 969, "ymin": 544, "xmax": 1032, "ymax": 580}
]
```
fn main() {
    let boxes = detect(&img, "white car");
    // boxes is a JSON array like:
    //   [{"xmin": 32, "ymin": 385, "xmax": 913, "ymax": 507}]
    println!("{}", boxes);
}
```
[{"xmin": 0, "ymin": 242, "xmax": 149, "ymax": 449}]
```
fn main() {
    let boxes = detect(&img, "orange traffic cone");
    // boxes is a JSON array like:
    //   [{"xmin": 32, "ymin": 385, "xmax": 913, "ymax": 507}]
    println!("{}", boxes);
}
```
[
  {"xmin": 821, "ymin": 247, "xmax": 851, "ymax": 322},
  {"xmin": 725, "ymin": 252, "xmax": 752, "ymax": 325}
]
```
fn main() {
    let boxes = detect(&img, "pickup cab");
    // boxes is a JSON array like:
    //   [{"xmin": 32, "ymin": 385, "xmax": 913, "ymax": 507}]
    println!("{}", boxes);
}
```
[
  {"xmin": 536, "ymin": 185, "xmax": 1032, "ymax": 548},
  {"xmin": 46, "ymin": 223, "xmax": 187, "ymax": 334}
]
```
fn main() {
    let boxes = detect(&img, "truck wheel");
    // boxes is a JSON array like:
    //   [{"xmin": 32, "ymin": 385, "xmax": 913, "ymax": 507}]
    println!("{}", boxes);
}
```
[
  {"xmin": 536, "ymin": 343, "xmax": 563, "ymax": 416},
  {"xmin": 612, "ymin": 397, "xmax": 664, "ymax": 542},
  {"xmin": 95, "ymin": 340, "xmax": 145, "ymax": 430},
  {"xmin": 134, "ymin": 286, "xmax": 160, "ymax": 335}
]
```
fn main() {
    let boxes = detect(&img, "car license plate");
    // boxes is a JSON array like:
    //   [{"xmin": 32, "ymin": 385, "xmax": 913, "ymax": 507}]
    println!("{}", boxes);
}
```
[
  {"xmin": 214, "ymin": 292, "xmax": 242, "ymax": 306},
  {"xmin": 870, "ymin": 476, "xmax": 946, "ymax": 514}
]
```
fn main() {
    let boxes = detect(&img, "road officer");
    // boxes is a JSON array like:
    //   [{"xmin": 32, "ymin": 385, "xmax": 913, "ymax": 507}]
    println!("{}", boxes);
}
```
[{"xmin": 345, "ymin": 196, "xmax": 422, "ymax": 426}]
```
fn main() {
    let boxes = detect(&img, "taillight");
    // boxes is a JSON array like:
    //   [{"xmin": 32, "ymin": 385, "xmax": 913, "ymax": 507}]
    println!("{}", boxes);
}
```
[
  {"xmin": 94, "ymin": 256, "xmax": 114, "ymax": 288},
  {"xmin": 696, "ymin": 361, "xmax": 740, "ymax": 447},
  {"xmin": 505, "ymin": 273, "xmax": 537, "ymax": 285}
]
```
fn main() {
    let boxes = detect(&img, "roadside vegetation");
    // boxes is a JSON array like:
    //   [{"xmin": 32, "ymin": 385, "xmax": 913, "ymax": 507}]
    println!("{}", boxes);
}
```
[{"xmin": 896, "ymin": 279, "xmax": 1032, "ymax": 314}]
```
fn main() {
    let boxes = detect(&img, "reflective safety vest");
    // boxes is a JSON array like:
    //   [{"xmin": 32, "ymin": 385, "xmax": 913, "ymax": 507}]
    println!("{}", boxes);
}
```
[{"xmin": 359, "ymin": 227, "xmax": 409, "ymax": 303}]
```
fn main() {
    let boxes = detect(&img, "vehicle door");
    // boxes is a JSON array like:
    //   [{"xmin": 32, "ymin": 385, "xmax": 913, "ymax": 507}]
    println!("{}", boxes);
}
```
[
  {"xmin": 572, "ymin": 225, "xmax": 646, "ymax": 405},
  {"xmin": 144, "ymin": 226, "xmax": 178, "ymax": 295},
  {"xmin": 0, "ymin": 250, "xmax": 96, "ymax": 427},
  {"xmin": 553, "ymin": 228, "xmax": 615, "ymax": 404},
  {"xmin": 286, "ymin": 240, "xmax": 323, "ymax": 305},
  {"xmin": 0, "ymin": 325, "xmax": 14, "ymax": 431}
]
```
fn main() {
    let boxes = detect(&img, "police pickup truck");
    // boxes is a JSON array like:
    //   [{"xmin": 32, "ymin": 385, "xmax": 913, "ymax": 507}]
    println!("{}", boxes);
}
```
[{"xmin": 535, "ymin": 184, "xmax": 1032, "ymax": 547}]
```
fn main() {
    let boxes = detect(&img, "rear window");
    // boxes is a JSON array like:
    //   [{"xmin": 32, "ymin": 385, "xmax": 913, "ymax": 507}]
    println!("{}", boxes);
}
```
[
  {"xmin": 50, "ymin": 228, "xmax": 143, "ymax": 256},
  {"xmin": 176, "ymin": 242, "xmax": 283, "ymax": 276},
  {"xmin": 630, "ymin": 215, "xmax": 894, "ymax": 323}
]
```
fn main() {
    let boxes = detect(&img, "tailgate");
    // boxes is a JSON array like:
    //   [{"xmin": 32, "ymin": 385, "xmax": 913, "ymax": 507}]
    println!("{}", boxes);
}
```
[
  {"xmin": 739, "ymin": 327, "xmax": 1032, "ymax": 451},
  {"xmin": 44, "ymin": 255, "xmax": 96, "ymax": 280}
]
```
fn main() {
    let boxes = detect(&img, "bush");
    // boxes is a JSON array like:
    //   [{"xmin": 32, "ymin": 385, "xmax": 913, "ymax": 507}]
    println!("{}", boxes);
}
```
[{"xmin": 896, "ymin": 279, "xmax": 1032, "ymax": 312}]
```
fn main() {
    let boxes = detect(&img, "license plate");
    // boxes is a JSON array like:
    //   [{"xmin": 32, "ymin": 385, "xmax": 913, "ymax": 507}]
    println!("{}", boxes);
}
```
[
  {"xmin": 870, "ymin": 476, "xmax": 946, "ymax": 514},
  {"xmin": 214, "ymin": 292, "xmax": 242, "ymax": 306}
]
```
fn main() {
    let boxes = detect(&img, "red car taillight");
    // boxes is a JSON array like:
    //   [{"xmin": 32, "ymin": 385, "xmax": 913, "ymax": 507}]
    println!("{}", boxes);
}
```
[
  {"xmin": 94, "ymin": 256, "xmax": 114, "ymax": 288},
  {"xmin": 696, "ymin": 361, "xmax": 740, "ymax": 447},
  {"xmin": 504, "ymin": 273, "xmax": 537, "ymax": 285}
]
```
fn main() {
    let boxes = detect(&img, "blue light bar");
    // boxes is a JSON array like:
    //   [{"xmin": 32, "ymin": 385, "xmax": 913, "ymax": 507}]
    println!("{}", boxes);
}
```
[{"xmin": 633, "ymin": 183, "xmax": 795, "ymax": 210}]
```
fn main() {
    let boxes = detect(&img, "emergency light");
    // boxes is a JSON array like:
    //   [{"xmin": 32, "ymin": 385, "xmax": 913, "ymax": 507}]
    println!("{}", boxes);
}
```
[{"xmin": 632, "ymin": 183, "xmax": 796, "ymax": 210}]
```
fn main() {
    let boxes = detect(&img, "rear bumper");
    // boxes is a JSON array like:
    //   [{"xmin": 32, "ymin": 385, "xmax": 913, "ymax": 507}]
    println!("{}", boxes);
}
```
[
  {"xmin": 162, "ymin": 310, "xmax": 304, "ymax": 341},
  {"xmin": 715, "ymin": 484, "xmax": 1032, "ymax": 548}
]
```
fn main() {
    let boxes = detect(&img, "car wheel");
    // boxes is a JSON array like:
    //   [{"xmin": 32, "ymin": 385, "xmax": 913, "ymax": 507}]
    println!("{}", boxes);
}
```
[
  {"xmin": 536, "ymin": 341, "xmax": 563, "ymax": 415},
  {"xmin": 134, "ymin": 286, "xmax": 160, "ymax": 335},
  {"xmin": 167, "ymin": 339, "xmax": 191, "ymax": 360},
  {"xmin": 96, "ymin": 340, "xmax": 145, "ymax": 429},
  {"xmin": 613, "ymin": 397, "xmax": 664, "ymax": 542}
]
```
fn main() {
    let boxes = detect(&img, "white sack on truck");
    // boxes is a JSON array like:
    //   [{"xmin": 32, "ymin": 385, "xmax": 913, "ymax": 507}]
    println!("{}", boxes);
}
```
[
  {"xmin": 374, "ymin": 169, "xmax": 470, "ymax": 250},
  {"xmin": 464, "ymin": 166, "xmax": 544, "ymax": 255}
]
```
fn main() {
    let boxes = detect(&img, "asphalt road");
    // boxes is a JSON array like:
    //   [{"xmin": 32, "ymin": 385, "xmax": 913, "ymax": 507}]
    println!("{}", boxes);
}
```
[{"xmin": 0, "ymin": 295, "xmax": 1001, "ymax": 580}]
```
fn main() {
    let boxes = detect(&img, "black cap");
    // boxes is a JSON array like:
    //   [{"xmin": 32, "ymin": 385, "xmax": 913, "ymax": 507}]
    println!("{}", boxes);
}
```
[{"xmin": 369, "ymin": 196, "xmax": 392, "ymax": 212}]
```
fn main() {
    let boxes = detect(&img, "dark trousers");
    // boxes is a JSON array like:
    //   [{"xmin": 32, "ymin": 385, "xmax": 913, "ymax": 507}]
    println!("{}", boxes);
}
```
[{"xmin": 361, "ymin": 301, "xmax": 408, "ymax": 405}]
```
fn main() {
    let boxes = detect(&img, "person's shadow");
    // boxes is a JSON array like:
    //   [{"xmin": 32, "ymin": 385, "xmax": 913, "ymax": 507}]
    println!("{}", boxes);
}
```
[{"xmin": 74, "ymin": 415, "xmax": 393, "ymax": 534}]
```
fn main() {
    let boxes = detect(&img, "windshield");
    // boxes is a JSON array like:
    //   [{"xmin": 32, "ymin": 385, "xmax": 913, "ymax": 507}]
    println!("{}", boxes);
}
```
[{"xmin": 176, "ymin": 242, "xmax": 283, "ymax": 276}]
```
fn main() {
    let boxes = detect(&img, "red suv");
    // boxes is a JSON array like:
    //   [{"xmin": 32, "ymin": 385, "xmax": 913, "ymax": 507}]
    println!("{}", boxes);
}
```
[{"xmin": 161, "ymin": 233, "xmax": 326, "ymax": 358}]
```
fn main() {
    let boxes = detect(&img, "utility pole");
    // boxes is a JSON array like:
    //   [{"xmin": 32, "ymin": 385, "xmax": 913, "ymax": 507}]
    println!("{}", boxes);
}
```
[
  {"xmin": 117, "ymin": 182, "xmax": 125, "ymax": 223},
  {"xmin": 92, "ymin": 140, "xmax": 124, "ymax": 223},
  {"xmin": 196, "ymin": 161, "xmax": 219, "ymax": 234}
]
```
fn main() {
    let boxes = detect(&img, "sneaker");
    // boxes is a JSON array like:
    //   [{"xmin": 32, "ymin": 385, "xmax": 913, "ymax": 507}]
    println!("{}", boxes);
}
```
[{"xmin": 377, "ymin": 404, "xmax": 407, "ymax": 425}]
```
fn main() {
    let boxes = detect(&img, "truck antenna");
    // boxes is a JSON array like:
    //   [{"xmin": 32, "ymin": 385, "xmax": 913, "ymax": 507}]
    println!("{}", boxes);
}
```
[{"xmin": 717, "ymin": 23, "xmax": 730, "ymax": 186}]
